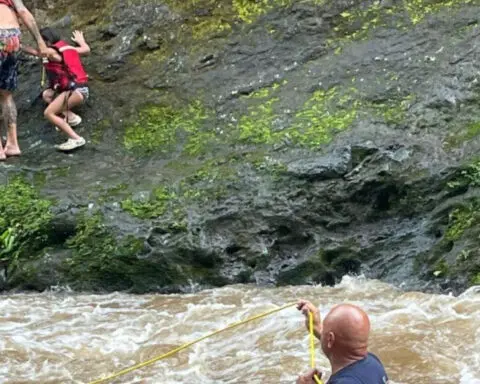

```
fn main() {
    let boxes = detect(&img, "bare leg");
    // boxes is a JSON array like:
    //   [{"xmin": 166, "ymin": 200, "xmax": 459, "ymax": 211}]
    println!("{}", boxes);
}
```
[
  {"xmin": 43, "ymin": 89, "xmax": 79, "ymax": 121},
  {"xmin": 0, "ymin": 90, "xmax": 20, "ymax": 156},
  {"xmin": 44, "ymin": 91, "xmax": 84, "ymax": 139}
]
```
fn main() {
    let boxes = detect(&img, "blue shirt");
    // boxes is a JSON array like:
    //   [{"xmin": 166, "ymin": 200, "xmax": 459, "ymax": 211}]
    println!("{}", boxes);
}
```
[{"xmin": 328, "ymin": 353, "xmax": 389, "ymax": 384}]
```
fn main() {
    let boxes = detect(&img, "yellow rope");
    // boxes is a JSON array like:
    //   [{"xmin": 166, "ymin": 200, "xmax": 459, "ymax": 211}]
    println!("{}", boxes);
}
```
[
  {"xmin": 41, "ymin": 63, "xmax": 46, "ymax": 88},
  {"xmin": 309, "ymin": 312, "xmax": 323, "ymax": 384},
  {"xmin": 87, "ymin": 302, "xmax": 297, "ymax": 384}
]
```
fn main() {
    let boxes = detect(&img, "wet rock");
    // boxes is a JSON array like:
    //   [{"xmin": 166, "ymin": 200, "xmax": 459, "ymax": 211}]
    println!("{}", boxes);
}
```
[
  {"xmin": 286, "ymin": 147, "xmax": 352, "ymax": 180},
  {"xmin": 1, "ymin": 0, "xmax": 480, "ymax": 294}
]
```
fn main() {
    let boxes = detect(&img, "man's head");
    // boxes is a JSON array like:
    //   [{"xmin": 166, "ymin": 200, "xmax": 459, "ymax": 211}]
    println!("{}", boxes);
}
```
[
  {"xmin": 40, "ymin": 27, "xmax": 60, "ymax": 46},
  {"xmin": 320, "ymin": 304, "xmax": 370, "ymax": 361}
]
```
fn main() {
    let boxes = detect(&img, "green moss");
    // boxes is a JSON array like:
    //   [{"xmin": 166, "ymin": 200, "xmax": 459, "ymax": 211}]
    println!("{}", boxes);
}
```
[
  {"xmin": 121, "ymin": 187, "xmax": 176, "ymax": 219},
  {"xmin": 286, "ymin": 87, "xmax": 358, "ymax": 147},
  {"xmin": 64, "ymin": 211, "xmax": 160, "ymax": 291},
  {"xmin": 53, "ymin": 166, "xmax": 71, "ymax": 178},
  {"xmin": 123, "ymin": 101, "xmax": 211, "ymax": 156},
  {"xmin": 160, "ymin": 0, "xmax": 324, "ymax": 42},
  {"xmin": 0, "ymin": 178, "xmax": 53, "ymax": 270},
  {"xmin": 233, "ymin": 0, "xmax": 291, "ymax": 23},
  {"xmin": 232, "ymin": 85, "xmax": 357, "ymax": 147},
  {"xmin": 330, "ymin": 0, "xmax": 472, "ymax": 49},
  {"xmin": 32, "ymin": 172, "xmax": 47, "ymax": 188},
  {"xmin": 232, "ymin": 85, "xmax": 412, "ymax": 148},
  {"xmin": 368, "ymin": 94, "xmax": 415, "ymax": 125},
  {"xmin": 433, "ymin": 259, "xmax": 449, "ymax": 277},
  {"xmin": 277, "ymin": 253, "xmax": 329, "ymax": 285},
  {"xmin": 121, "ymin": 157, "xmax": 239, "ymax": 221},
  {"xmin": 445, "ymin": 121, "xmax": 480, "ymax": 149},
  {"xmin": 447, "ymin": 159, "xmax": 480, "ymax": 189},
  {"xmin": 238, "ymin": 97, "xmax": 280, "ymax": 144},
  {"xmin": 95, "ymin": 183, "xmax": 130, "ymax": 204},
  {"xmin": 472, "ymin": 273, "xmax": 480, "ymax": 285},
  {"xmin": 445, "ymin": 202, "xmax": 479, "ymax": 242},
  {"xmin": 191, "ymin": 19, "xmax": 232, "ymax": 40},
  {"xmin": 405, "ymin": 0, "xmax": 473, "ymax": 25},
  {"xmin": 91, "ymin": 119, "xmax": 111, "ymax": 145},
  {"xmin": 334, "ymin": 2, "xmax": 386, "ymax": 42}
]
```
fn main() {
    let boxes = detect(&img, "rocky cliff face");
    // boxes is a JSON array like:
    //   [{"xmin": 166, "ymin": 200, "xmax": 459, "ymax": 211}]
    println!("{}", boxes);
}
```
[{"xmin": 1, "ymin": 0, "xmax": 479, "ymax": 293}]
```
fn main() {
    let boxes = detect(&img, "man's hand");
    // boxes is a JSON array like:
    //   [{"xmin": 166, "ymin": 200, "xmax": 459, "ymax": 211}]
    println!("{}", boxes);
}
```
[
  {"xmin": 296, "ymin": 369, "xmax": 322, "ymax": 384},
  {"xmin": 37, "ymin": 41, "xmax": 48, "ymax": 57},
  {"xmin": 71, "ymin": 30, "xmax": 85, "ymax": 45},
  {"xmin": 297, "ymin": 300, "xmax": 322, "ymax": 339}
]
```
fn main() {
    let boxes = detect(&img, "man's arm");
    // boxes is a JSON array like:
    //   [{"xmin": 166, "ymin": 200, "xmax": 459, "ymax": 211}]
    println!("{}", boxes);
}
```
[
  {"xmin": 12, "ymin": 0, "xmax": 48, "ymax": 55},
  {"xmin": 21, "ymin": 44, "xmax": 39, "ymax": 56}
]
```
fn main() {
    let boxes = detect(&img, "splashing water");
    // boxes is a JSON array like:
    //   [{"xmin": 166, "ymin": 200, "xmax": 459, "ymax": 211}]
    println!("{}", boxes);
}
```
[{"xmin": 1, "ymin": 276, "xmax": 479, "ymax": 384}]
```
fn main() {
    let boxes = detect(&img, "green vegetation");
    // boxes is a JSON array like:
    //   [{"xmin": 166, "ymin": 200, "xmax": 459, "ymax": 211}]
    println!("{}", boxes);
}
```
[
  {"xmin": 121, "ymin": 187, "xmax": 176, "ymax": 219},
  {"xmin": 405, "ymin": 0, "xmax": 473, "ymax": 25},
  {"xmin": 447, "ymin": 159, "xmax": 480, "ymax": 189},
  {"xmin": 433, "ymin": 259, "xmax": 449, "ymax": 277},
  {"xmin": 444, "ymin": 121, "xmax": 480, "ymax": 149},
  {"xmin": 125, "ymin": 81, "xmax": 413, "ymax": 156},
  {"xmin": 444, "ymin": 202, "xmax": 479, "ymax": 242},
  {"xmin": 123, "ymin": 101, "xmax": 210, "ymax": 156},
  {"xmin": 233, "ymin": 83, "xmax": 412, "ymax": 147},
  {"xmin": 232, "ymin": 84, "xmax": 358, "ymax": 147},
  {"xmin": 287, "ymin": 88, "xmax": 359, "ymax": 147},
  {"xmin": 121, "ymin": 159, "xmax": 238, "ymax": 221},
  {"xmin": 472, "ymin": 273, "xmax": 480, "ymax": 285},
  {"xmin": 330, "ymin": 0, "xmax": 473, "ymax": 51},
  {"xmin": 0, "ymin": 178, "xmax": 52, "ymax": 271},
  {"xmin": 91, "ymin": 119, "xmax": 111, "ymax": 145},
  {"xmin": 233, "ymin": 0, "xmax": 291, "ymax": 23},
  {"xmin": 238, "ymin": 96, "xmax": 280, "ymax": 144},
  {"xmin": 160, "ymin": 0, "xmax": 326, "ymax": 41},
  {"xmin": 369, "ymin": 94, "xmax": 415, "ymax": 124},
  {"xmin": 64, "ymin": 211, "xmax": 151, "ymax": 290}
]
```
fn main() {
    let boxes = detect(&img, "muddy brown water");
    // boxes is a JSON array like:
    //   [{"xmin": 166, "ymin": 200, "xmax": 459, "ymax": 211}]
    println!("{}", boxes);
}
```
[{"xmin": 1, "ymin": 276, "xmax": 479, "ymax": 383}]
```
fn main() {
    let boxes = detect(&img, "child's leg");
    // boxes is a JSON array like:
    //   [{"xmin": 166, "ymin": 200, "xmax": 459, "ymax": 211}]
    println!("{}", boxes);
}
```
[
  {"xmin": 43, "ymin": 88, "xmax": 80, "ymax": 124},
  {"xmin": 44, "ymin": 91, "xmax": 84, "ymax": 140},
  {"xmin": 42, "ymin": 88, "xmax": 55, "ymax": 104}
]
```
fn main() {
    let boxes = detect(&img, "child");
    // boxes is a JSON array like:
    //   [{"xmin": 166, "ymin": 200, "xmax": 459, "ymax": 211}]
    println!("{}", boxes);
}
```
[{"xmin": 23, "ymin": 27, "xmax": 90, "ymax": 151}]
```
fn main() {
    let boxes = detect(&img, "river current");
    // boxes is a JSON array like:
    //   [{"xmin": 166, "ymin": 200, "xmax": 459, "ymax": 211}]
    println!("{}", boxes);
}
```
[{"xmin": 1, "ymin": 276, "xmax": 479, "ymax": 383}]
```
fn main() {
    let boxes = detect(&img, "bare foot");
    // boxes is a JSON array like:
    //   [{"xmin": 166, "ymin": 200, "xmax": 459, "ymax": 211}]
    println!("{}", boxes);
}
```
[
  {"xmin": 4, "ymin": 146, "xmax": 21, "ymax": 157},
  {"xmin": 0, "ymin": 151, "xmax": 6, "ymax": 161}
]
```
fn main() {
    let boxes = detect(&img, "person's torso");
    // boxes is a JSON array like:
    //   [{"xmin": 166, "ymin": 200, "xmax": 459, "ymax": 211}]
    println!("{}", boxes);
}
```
[
  {"xmin": 0, "ymin": 1, "xmax": 19, "ymax": 29},
  {"xmin": 44, "ymin": 41, "xmax": 88, "ymax": 89},
  {"xmin": 328, "ymin": 353, "xmax": 389, "ymax": 384}
]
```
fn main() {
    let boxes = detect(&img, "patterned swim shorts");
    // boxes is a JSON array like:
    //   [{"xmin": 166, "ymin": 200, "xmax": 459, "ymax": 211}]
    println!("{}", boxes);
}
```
[{"xmin": 0, "ymin": 28, "xmax": 21, "ymax": 92}]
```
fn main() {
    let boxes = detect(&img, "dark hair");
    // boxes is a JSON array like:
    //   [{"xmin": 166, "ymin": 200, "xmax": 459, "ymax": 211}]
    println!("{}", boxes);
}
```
[{"xmin": 40, "ymin": 27, "xmax": 61, "ymax": 45}]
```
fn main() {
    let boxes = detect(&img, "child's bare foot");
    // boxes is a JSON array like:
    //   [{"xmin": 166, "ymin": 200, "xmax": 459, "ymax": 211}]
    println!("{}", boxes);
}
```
[
  {"xmin": 4, "ymin": 145, "xmax": 21, "ymax": 157},
  {"xmin": 0, "ymin": 150, "xmax": 6, "ymax": 161}
]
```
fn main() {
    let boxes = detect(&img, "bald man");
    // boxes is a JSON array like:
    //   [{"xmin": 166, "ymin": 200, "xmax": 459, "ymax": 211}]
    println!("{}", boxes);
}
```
[{"xmin": 296, "ymin": 300, "xmax": 388, "ymax": 384}]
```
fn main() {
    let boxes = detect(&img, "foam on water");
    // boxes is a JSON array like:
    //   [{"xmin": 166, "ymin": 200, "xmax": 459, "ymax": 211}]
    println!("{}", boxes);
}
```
[{"xmin": 0, "ymin": 276, "xmax": 479, "ymax": 383}]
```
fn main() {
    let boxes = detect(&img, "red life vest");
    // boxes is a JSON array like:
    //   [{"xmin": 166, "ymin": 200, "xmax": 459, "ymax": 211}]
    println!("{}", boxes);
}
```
[
  {"xmin": 0, "ymin": 0, "xmax": 14, "ymax": 9},
  {"xmin": 44, "ymin": 40, "xmax": 88, "ymax": 91}
]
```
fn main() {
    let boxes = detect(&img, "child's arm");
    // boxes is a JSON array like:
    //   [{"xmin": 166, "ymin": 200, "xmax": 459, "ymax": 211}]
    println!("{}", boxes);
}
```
[{"xmin": 71, "ymin": 30, "xmax": 91, "ymax": 56}]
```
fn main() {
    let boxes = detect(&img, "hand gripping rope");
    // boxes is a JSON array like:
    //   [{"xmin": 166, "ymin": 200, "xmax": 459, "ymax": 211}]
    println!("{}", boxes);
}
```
[{"xmin": 88, "ymin": 303, "xmax": 323, "ymax": 384}]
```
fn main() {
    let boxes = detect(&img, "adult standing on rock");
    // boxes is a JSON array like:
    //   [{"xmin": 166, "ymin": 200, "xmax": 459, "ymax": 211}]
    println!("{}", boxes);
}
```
[
  {"xmin": 0, "ymin": 0, "xmax": 48, "ymax": 160},
  {"xmin": 296, "ymin": 300, "xmax": 389, "ymax": 384}
]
